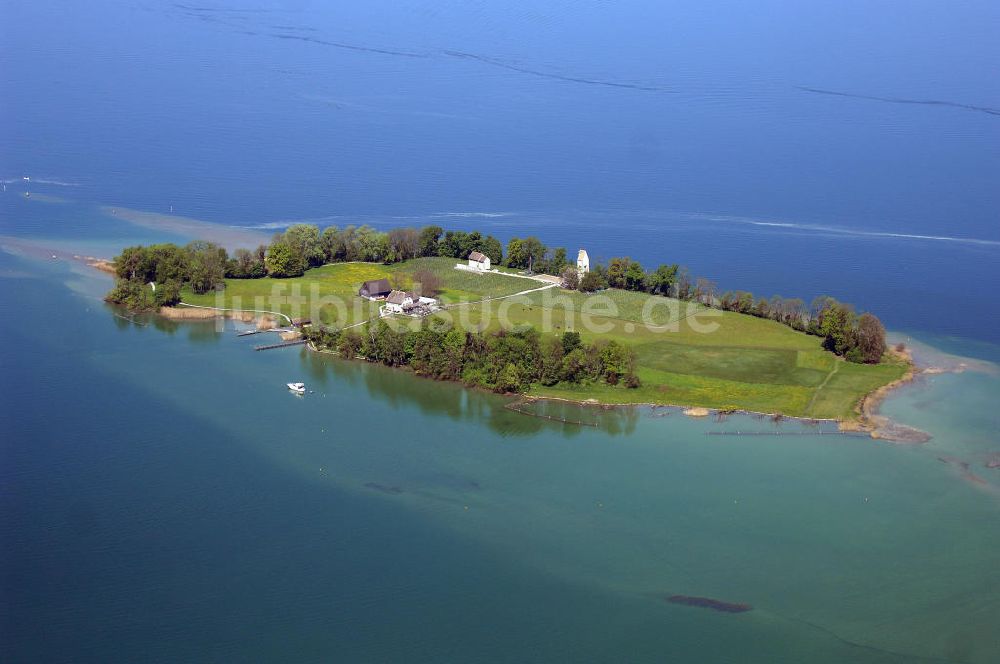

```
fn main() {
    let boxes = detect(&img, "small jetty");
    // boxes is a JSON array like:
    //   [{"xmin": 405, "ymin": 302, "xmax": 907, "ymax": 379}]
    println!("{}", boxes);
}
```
[
  {"xmin": 666, "ymin": 595, "xmax": 752, "ymax": 613},
  {"xmin": 254, "ymin": 339, "xmax": 306, "ymax": 351},
  {"xmin": 237, "ymin": 329, "xmax": 262, "ymax": 337}
]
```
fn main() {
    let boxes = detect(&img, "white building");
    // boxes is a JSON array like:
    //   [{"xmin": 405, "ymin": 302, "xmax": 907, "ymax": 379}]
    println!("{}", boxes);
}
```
[
  {"xmin": 467, "ymin": 251, "xmax": 491, "ymax": 271},
  {"xmin": 577, "ymin": 249, "xmax": 590, "ymax": 275},
  {"xmin": 384, "ymin": 290, "xmax": 414, "ymax": 314}
]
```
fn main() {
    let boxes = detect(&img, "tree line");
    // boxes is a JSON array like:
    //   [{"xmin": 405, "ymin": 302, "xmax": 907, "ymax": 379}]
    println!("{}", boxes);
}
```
[
  {"xmin": 303, "ymin": 323, "xmax": 641, "ymax": 393},
  {"xmin": 260, "ymin": 224, "xmax": 573, "ymax": 278}
]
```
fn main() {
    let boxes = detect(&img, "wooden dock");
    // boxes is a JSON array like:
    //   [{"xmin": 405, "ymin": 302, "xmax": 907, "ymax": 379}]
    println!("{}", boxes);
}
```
[
  {"xmin": 254, "ymin": 340, "xmax": 306, "ymax": 351},
  {"xmin": 237, "ymin": 329, "xmax": 262, "ymax": 337}
]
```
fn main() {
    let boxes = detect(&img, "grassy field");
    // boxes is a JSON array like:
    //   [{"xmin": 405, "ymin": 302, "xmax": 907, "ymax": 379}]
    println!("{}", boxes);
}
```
[
  {"xmin": 181, "ymin": 257, "xmax": 539, "ymax": 327},
  {"xmin": 180, "ymin": 258, "xmax": 907, "ymax": 420},
  {"xmin": 421, "ymin": 294, "xmax": 906, "ymax": 420}
]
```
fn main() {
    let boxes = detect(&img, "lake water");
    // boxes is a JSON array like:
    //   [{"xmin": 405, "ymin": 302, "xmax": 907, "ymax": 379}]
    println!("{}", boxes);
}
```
[{"xmin": 2, "ymin": 1, "xmax": 999, "ymax": 662}]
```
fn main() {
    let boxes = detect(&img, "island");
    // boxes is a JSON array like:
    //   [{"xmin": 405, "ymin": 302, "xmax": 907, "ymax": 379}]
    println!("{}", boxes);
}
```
[{"xmin": 103, "ymin": 223, "xmax": 911, "ymax": 432}]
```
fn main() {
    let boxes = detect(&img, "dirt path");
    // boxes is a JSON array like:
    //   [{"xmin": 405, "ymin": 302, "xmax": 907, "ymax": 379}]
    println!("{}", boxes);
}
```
[
  {"xmin": 440, "ymin": 282, "xmax": 559, "ymax": 309},
  {"xmin": 804, "ymin": 360, "xmax": 841, "ymax": 417}
]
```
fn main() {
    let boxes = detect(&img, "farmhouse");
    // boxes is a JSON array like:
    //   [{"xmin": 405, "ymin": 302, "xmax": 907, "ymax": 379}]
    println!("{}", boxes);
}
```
[
  {"xmin": 384, "ymin": 290, "xmax": 414, "ymax": 314},
  {"xmin": 359, "ymin": 278, "xmax": 392, "ymax": 300},
  {"xmin": 577, "ymin": 249, "xmax": 590, "ymax": 275},
  {"xmin": 468, "ymin": 251, "xmax": 491, "ymax": 271}
]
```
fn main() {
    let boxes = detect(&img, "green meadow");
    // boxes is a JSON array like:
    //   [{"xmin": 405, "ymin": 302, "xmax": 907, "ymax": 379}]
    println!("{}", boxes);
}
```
[
  {"xmin": 180, "ymin": 257, "xmax": 539, "ymax": 326},
  {"xmin": 180, "ymin": 258, "xmax": 907, "ymax": 420}
]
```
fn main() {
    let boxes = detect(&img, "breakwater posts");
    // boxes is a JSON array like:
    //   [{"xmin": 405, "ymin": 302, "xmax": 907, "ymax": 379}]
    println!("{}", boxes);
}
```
[
  {"xmin": 254, "ymin": 340, "xmax": 307, "ymax": 351},
  {"xmin": 112, "ymin": 312, "xmax": 148, "ymax": 326},
  {"xmin": 706, "ymin": 430, "xmax": 867, "ymax": 438},
  {"xmin": 504, "ymin": 401, "xmax": 599, "ymax": 427}
]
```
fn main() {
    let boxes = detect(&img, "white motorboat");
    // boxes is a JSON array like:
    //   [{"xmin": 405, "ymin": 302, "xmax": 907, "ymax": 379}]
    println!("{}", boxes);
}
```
[{"xmin": 287, "ymin": 382, "xmax": 306, "ymax": 394}]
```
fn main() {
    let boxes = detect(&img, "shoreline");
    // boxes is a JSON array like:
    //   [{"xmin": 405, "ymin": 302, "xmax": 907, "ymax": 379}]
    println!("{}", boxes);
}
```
[
  {"xmin": 844, "ymin": 346, "xmax": 929, "ymax": 442},
  {"xmin": 80, "ymin": 259, "xmax": 941, "ymax": 439},
  {"xmin": 114, "ymin": 297, "xmax": 930, "ymax": 439},
  {"xmin": 303, "ymin": 336, "xmax": 925, "ymax": 438},
  {"xmin": 510, "ymin": 393, "xmax": 864, "ymax": 433}
]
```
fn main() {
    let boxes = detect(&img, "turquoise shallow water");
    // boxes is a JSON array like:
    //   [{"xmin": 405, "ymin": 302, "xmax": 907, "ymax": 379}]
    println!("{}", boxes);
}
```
[{"xmin": 1, "ymin": 250, "xmax": 998, "ymax": 663}]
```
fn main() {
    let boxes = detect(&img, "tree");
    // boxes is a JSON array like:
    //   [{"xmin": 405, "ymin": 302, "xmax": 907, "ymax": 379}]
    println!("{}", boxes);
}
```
[
  {"xmin": 856, "ymin": 313, "xmax": 887, "ymax": 364},
  {"xmin": 266, "ymin": 241, "xmax": 307, "ymax": 278},
  {"xmin": 496, "ymin": 363, "xmax": 523, "ymax": 393},
  {"xmin": 561, "ymin": 330, "xmax": 582, "ymax": 355},
  {"xmin": 154, "ymin": 281, "xmax": 182, "ymax": 306},
  {"xmin": 114, "ymin": 246, "xmax": 155, "ymax": 282},
  {"xmin": 624, "ymin": 260, "xmax": 646, "ymax": 291},
  {"xmin": 782, "ymin": 298, "xmax": 806, "ymax": 330},
  {"xmin": 755, "ymin": 297, "xmax": 770, "ymax": 319},
  {"xmin": 413, "ymin": 269, "xmax": 442, "ymax": 297},
  {"xmin": 418, "ymin": 225, "xmax": 443, "ymax": 257},
  {"xmin": 646, "ymin": 264, "xmax": 678, "ymax": 295},
  {"xmin": 768, "ymin": 295, "xmax": 784, "ymax": 321},
  {"xmin": 735, "ymin": 291, "xmax": 755, "ymax": 314},
  {"xmin": 461, "ymin": 231, "xmax": 484, "ymax": 258},
  {"xmin": 441, "ymin": 329, "xmax": 467, "ymax": 380},
  {"xmin": 228, "ymin": 247, "xmax": 264, "ymax": 278},
  {"xmin": 540, "ymin": 337, "xmax": 565, "ymax": 386},
  {"xmin": 340, "ymin": 330, "xmax": 362, "ymax": 359},
  {"xmin": 150, "ymin": 244, "xmax": 190, "ymax": 283},
  {"xmin": 599, "ymin": 340, "xmax": 633, "ymax": 385},
  {"xmin": 350, "ymin": 225, "xmax": 385, "ymax": 262},
  {"xmin": 579, "ymin": 270, "xmax": 603, "ymax": 292},
  {"xmin": 543, "ymin": 247, "xmax": 569, "ymax": 276},
  {"xmin": 561, "ymin": 348, "xmax": 588, "ymax": 382},
  {"xmin": 523, "ymin": 237, "xmax": 546, "ymax": 272},
  {"xmin": 105, "ymin": 278, "xmax": 155, "ymax": 310},
  {"xmin": 321, "ymin": 226, "xmax": 345, "ymax": 262},
  {"xmin": 185, "ymin": 241, "xmax": 228, "ymax": 294},
  {"xmin": 480, "ymin": 235, "xmax": 503, "ymax": 264},
  {"xmin": 440, "ymin": 231, "xmax": 469, "ymax": 258},
  {"xmin": 675, "ymin": 267, "xmax": 693, "ymax": 300},
  {"xmin": 282, "ymin": 224, "xmax": 325, "ymax": 267},
  {"xmin": 694, "ymin": 278, "xmax": 716, "ymax": 306},
  {"xmin": 719, "ymin": 291, "xmax": 736, "ymax": 311},
  {"xmin": 818, "ymin": 300, "xmax": 856, "ymax": 356},
  {"xmin": 388, "ymin": 227, "xmax": 420, "ymax": 262},
  {"xmin": 504, "ymin": 238, "xmax": 524, "ymax": 267},
  {"xmin": 373, "ymin": 232, "xmax": 391, "ymax": 263},
  {"xmin": 505, "ymin": 236, "xmax": 546, "ymax": 271},
  {"xmin": 560, "ymin": 265, "xmax": 579, "ymax": 290},
  {"xmin": 606, "ymin": 257, "xmax": 630, "ymax": 289}
]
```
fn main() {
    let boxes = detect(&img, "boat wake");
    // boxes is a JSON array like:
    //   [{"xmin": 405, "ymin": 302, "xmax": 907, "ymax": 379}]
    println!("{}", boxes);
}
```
[{"xmin": 692, "ymin": 214, "xmax": 1000, "ymax": 248}]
